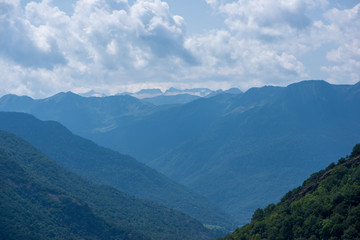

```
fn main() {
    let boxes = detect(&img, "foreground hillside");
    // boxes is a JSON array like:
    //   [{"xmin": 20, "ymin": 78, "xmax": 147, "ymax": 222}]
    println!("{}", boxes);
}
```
[
  {"xmin": 0, "ymin": 131, "xmax": 214, "ymax": 240},
  {"xmin": 221, "ymin": 144, "xmax": 360, "ymax": 240},
  {"xmin": 0, "ymin": 112, "xmax": 233, "ymax": 229},
  {"xmin": 0, "ymin": 143, "xmax": 138, "ymax": 240}
]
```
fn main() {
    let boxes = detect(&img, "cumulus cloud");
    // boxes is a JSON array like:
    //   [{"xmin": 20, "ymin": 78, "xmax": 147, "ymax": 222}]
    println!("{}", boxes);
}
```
[
  {"xmin": 0, "ymin": 0, "xmax": 67, "ymax": 68},
  {"xmin": 181, "ymin": 0, "xmax": 322, "ymax": 87},
  {"xmin": 184, "ymin": 30, "xmax": 307, "ymax": 89},
  {"xmin": 0, "ymin": 0, "xmax": 198, "ymax": 97},
  {"xmin": 307, "ymin": 5, "xmax": 360, "ymax": 85},
  {"xmin": 192, "ymin": 0, "xmax": 359, "ymax": 86},
  {"xmin": 211, "ymin": 0, "xmax": 324, "ymax": 34},
  {"xmin": 320, "ymin": 4, "xmax": 360, "ymax": 82},
  {"xmin": 0, "ymin": 0, "xmax": 359, "ymax": 97}
]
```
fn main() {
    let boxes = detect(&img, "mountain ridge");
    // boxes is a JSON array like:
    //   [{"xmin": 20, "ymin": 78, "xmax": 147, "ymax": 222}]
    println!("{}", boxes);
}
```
[
  {"xmin": 0, "ymin": 130, "xmax": 214, "ymax": 240},
  {"xmin": 0, "ymin": 112, "xmax": 234, "ymax": 229},
  {"xmin": 1, "ymin": 80, "xmax": 359, "ymax": 224}
]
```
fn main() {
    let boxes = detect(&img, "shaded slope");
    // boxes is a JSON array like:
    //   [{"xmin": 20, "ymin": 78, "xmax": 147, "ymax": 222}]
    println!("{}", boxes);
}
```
[
  {"xmin": 1, "ymin": 80, "xmax": 359, "ymax": 225},
  {"xmin": 146, "ymin": 80, "xmax": 360, "ymax": 222},
  {"xmin": 0, "ymin": 130, "xmax": 214, "ymax": 240},
  {"xmin": 0, "ymin": 92, "xmax": 156, "ymax": 137},
  {"xmin": 221, "ymin": 144, "xmax": 360, "ymax": 240},
  {"xmin": 0, "ymin": 112, "xmax": 233, "ymax": 229},
  {"xmin": 0, "ymin": 148, "xmax": 136, "ymax": 240}
]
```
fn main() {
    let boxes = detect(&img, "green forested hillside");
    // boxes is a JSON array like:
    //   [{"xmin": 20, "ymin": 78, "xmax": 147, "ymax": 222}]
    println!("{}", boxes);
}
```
[
  {"xmin": 0, "ymin": 131, "xmax": 213, "ymax": 240},
  {"xmin": 221, "ymin": 144, "xmax": 360, "ymax": 240},
  {"xmin": 0, "ymin": 112, "xmax": 233, "ymax": 229},
  {"xmin": 0, "ymin": 150, "xmax": 137, "ymax": 240}
]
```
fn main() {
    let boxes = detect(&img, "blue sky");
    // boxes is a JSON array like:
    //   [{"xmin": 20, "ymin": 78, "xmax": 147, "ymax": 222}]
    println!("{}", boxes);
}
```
[{"xmin": 0, "ymin": 0, "xmax": 359, "ymax": 97}]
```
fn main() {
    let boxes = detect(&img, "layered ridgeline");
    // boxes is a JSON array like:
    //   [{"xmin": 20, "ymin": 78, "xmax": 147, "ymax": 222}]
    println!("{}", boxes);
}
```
[
  {"xmin": 0, "ymin": 112, "xmax": 233, "ymax": 230},
  {"xmin": 1, "ymin": 80, "xmax": 360, "ymax": 224},
  {"xmin": 220, "ymin": 144, "xmax": 360, "ymax": 240},
  {"xmin": 0, "ymin": 130, "xmax": 214, "ymax": 240},
  {"xmin": 140, "ymin": 88, "xmax": 242, "ymax": 105}
]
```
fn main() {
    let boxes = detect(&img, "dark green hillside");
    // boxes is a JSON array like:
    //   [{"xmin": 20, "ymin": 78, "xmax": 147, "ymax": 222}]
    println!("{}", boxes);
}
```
[
  {"xmin": 221, "ymin": 144, "xmax": 360, "ymax": 240},
  {"xmin": 0, "ymin": 112, "xmax": 233, "ymax": 229},
  {"xmin": 0, "ymin": 131, "xmax": 213, "ymax": 240},
  {"xmin": 0, "ymin": 148, "xmax": 136, "ymax": 240}
]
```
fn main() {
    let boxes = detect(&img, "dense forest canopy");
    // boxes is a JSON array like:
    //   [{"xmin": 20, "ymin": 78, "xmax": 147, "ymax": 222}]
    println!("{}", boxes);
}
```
[{"xmin": 220, "ymin": 144, "xmax": 360, "ymax": 240}]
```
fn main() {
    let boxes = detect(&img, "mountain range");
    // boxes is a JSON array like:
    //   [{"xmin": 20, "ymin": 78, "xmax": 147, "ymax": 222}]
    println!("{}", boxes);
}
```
[
  {"xmin": 116, "ymin": 87, "xmax": 242, "ymax": 105},
  {"xmin": 1, "ymin": 80, "xmax": 359, "ymax": 224},
  {"xmin": 0, "ymin": 130, "xmax": 214, "ymax": 240},
  {"xmin": 0, "ymin": 112, "xmax": 233, "ymax": 230}
]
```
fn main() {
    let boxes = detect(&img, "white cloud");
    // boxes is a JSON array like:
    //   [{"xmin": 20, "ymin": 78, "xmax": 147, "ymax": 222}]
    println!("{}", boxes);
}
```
[
  {"xmin": 0, "ymin": 0, "xmax": 197, "ymax": 97},
  {"xmin": 0, "ymin": 0, "xmax": 359, "ymax": 98},
  {"xmin": 0, "ymin": 0, "xmax": 20, "ymax": 7},
  {"xmin": 181, "ymin": 0, "xmax": 319, "ymax": 87},
  {"xmin": 194, "ymin": 0, "xmax": 359, "ymax": 86},
  {"xmin": 184, "ymin": 30, "xmax": 307, "ymax": 87},
  {"xmin": 0, "ymin": 0, "xmax": 67, "ymax": 69},
  {"xmin": 320, "ymin": 4, "xmax": 360, "ymax": 83},
  {"xmin": 216, "ymin": 0, "xmax": 321, "ymax": 32}
]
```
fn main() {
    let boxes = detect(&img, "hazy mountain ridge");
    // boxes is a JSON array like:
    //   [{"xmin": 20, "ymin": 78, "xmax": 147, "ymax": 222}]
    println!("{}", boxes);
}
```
[
  {"xmin": 0, "ymin": 130, "xmax": 214, "ymax": 240},
  {"xmin": 147, "ymin": 80, "xmax": 360, "ymax": 222},
  {"xmin": 142, "ymin": 94, "xmax": 201, "ymax": 105},
  {"xmin": 0, "ymin": 92, "xmax": 156, "ymax": 137},
  {"xmin": 0, "ymin": 112, "xmax": 233, "ymax": 230},
  {"xmin": 220, "ymin": 144, "xmax": 360, "ymax": 240},
  {"xmin": 117, "ymin": 87, "xmax": 242, "ymax": 105},
  {"xmin": 95, "ymin": 80, "xmax": 360, "ymax": 222},
  {"xmin": 1, "ymin": 80, "xmax": 359, "ymax": 224}
]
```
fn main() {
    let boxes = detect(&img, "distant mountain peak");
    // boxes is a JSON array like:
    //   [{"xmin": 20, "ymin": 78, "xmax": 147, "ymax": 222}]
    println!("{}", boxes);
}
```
[
  {"xmin": 351, "ymin": 81, "xmax": 360, "ymax": 90},
  {"xmin": 50, "ymin": 91, "xmax": 77, "ymax": 97},
  {"xmin": 117, "ymin": 87, "xmax": 242, "ymax": 102},
  {"xmin": 136, "ymin": 89, "xmax": 163, "ymax": 94},
  {"xmin": 131, "ymin": 89, "xmax": 163, "ymax": 99},
  {"xmin": 164, "ymin": 88, "xmax": 213, "ymax": 97},
  {"xmin": 165, "ymin": 87, "xmax": 181, "ymax": 93},
  {"xmin": 0, "ymin": 93, "xmax": 33, "ymax": 101},
  {"xmin": 224, "ymin": 88, "xmax": 242, "ymax": 94},
  {"xmin": 79, "ymin": 90, "xmax": 106, "ymax": 98},
  {"xmin": 45, "ymin": 91, "xmax": 82, "ymax": 103},
  {"xmin": 288, "ymin": 79, "xmax": 330, "ymax": 88}
]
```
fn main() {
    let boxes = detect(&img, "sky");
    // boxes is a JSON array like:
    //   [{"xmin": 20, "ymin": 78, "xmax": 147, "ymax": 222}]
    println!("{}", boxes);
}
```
[{"xmin": 0, "ymin": 0, "xmax": 359, "ymax": 98}]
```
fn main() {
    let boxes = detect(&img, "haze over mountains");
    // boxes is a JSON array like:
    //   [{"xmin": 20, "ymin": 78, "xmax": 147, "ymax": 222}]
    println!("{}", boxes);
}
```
[
  {"xmin": 1, "ymin": 80, "xmax": 359, "ymax": 224},
  {"xmin": 83, "ymin": 87, "xmax": 242, "ymax": 105},
  {"xmin": 0, "ymin": 130, "xmax": 214, "ymax": 240},
  {"xmin": 0, "ymin": 112, "xmax": 233, "ymax": 230},
  {"xmin": 117, "ymin": 87, "xmax": 216, "ymax": 99}
]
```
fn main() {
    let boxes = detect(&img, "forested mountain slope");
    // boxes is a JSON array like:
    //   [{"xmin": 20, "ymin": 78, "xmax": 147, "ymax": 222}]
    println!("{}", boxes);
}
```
[
  {"xmin": 0, "ymin": 146, "xmax": 139, "ymax": 240},
  {"xmin": 1, "ymin": 80, "xmax": 359, "ymax": 224},
  {"xmin": 146, "ymin": 81, "xmax": 360, "ymax": 222},
  {"xmin": 0, "ymin": 130, "xmax": 214, "ymax": 240},
  {"xmin": 220, "ymin": 144, "xmax": 360, "ymax": 240},
  {"xmin": 0, "ymin": 112, "xmax": 233, "ymax": 229}
]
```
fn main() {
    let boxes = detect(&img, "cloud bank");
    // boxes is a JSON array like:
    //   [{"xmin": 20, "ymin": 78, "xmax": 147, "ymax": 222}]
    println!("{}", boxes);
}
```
[{"xmin": 0, "ymin": 0, "xmax": 359, "ymax": 97}]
